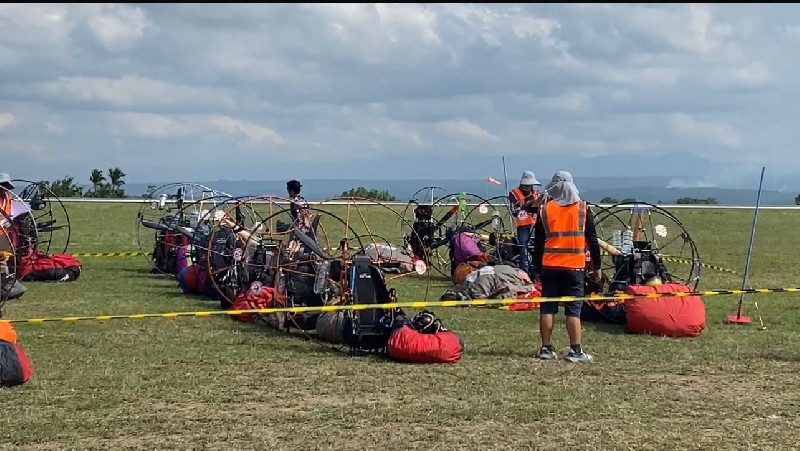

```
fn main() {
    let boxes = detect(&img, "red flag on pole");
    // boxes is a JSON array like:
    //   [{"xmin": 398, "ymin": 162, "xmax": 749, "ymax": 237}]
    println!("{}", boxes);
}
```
[{"xmin": 487, "ymin": 177, "xmax": 501, "ymax": 185}]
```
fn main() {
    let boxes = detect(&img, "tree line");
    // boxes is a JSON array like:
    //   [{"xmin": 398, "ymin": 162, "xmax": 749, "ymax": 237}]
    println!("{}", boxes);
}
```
[
  {"xmin": 340, "ymin": 186, "xmax": 397, "ymax": 201},
  {"xmin": 35, "ymin": 168, "xmax": 127, "ymax": 198}
]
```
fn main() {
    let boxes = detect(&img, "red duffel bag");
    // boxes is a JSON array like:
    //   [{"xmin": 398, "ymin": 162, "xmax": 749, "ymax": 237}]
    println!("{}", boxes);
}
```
[
  {"xmin": 18, "ymin": 251, "xmax": 81, "ymax": 282},
  {"xmin": 388, "ymin": 325, "xmax": 463, "ymax": 364},
  {"xmin": 230, "ymin": 285, "xmax": 276, "ymax": 323},
  {"xmin": 624, "ymin": 282, "xmax": 705, "ymax": 337}
]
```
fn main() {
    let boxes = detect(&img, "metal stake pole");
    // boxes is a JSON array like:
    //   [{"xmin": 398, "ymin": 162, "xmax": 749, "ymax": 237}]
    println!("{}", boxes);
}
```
[{"xmin": 727, "ymin": 166, "xmax": 765, "ymax": 325}]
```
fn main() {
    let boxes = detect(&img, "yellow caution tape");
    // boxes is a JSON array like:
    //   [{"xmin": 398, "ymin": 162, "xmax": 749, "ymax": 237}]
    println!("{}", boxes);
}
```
[
  {"xmin": 661, "ymin": 256, "xmax": 740, "ymax": 275},
  {"xmin": 598, "ymin": 250, "xmax": 740, "ymax": 275},
  {"xmin": 2, "ymin": 286, "xmax": 797, "ymax": 325},
  {"xmin": 71, "ymin": 252, "xmax": 146, "ymax": 257}
]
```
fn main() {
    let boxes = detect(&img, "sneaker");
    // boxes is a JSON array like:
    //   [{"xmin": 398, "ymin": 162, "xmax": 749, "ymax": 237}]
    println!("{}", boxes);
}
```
[
  {"xmin": 565, "ymin": 350, "xmax": 593, "ymax": 363},
  {"xmin": 536, "ymin": 345, "xmax": 556, "ymax": 360}
]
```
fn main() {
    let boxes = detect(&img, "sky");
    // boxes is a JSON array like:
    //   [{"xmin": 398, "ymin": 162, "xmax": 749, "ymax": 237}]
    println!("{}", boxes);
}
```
[{"xmin": 1, "ymin": 3, "xmax": 799, "ymax": 189}]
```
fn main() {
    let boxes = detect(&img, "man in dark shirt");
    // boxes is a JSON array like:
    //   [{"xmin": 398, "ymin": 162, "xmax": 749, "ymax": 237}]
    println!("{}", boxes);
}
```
[
  {"xmin": 531, "ymin": 171, "xmax": 602, "ymax": 363},
  {"xmin": 286, "ymin": 180, "xmax": 308, "ymax": 223}
]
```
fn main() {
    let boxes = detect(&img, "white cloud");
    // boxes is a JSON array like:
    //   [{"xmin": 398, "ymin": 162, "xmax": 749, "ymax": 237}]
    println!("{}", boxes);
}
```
[
  {"xmin": 539, "ymin": 92, "xmax": 591, "ymax": 111},
  {"xmin": 110, "ymin": 112, "xmax": 283, "ymax": 144},
  {"xmin": 436, "ymin": 120, "xmax": 499, "ymax": 142},
  {"xmin": 1, "ymin": 3, "xmax": 799, "ymax": 183},
  {"xmin": 447, "ymin": 4, "xmax": 564, "ymax": 50},
  {"xmin": 0, "ymin": 103, "xmax": 63, "ymax": 134},
  {"xmin": 84, "ymin": 4, "xmax": 149, "ymax": 52},
  {"xmin": 706, "ymin": 62, "xmax": 773, "ymax": 87},
  {"xmin": 305, "ymin": 3, "xmax": 442, "ymax": 64},
  {"xmin": 33, "ymin": 76, "xmax": 237, "ymax": 110},
  {"xmin": 207, "ymin": 115, "xmax": 284, "ymax": 144},
  {"xmin": 669, "ymin": 113, "xmax": 742, "ymax": 148},
  {"xmin": 0, "ymin": 139, "xmax": 56, "ymax": 163},
  {"xmin": 667, "ymin": 177, "xmax": 718, "ymax": 188},
  {"xmin": 612, "ymin": 4, "xmax": 732, "ymax": 55},
  {"xmin": 0, "ymin": 112, "xmax": 15, "ymax": 129},
  {"xmin": 0, "ymin": 3, "xmax": 148, "ymax": 52},
  {"xmin": 595, "ymin": 65, "xmax": 685, "ymax": 86},
  {"xmin": 783, "ymin": 25, "xmax": 800, "ymax": 39}
]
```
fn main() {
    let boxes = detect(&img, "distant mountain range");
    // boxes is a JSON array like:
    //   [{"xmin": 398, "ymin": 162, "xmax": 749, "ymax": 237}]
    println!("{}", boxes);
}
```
[{"xmin": 121, "ymin": 177, "xmax": 799, "ymax": 206}]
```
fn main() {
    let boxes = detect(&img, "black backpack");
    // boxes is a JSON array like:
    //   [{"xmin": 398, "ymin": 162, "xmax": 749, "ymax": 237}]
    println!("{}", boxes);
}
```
[{"xmin": 342, "ymin": 255, "xmax": 400, "ymax": 354}]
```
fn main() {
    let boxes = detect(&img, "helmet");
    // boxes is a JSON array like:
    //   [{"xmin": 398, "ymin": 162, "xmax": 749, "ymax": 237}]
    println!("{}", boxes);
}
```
[{"xmin": 411, "ymin": 310, "xmax": 444, "ymax": 334}]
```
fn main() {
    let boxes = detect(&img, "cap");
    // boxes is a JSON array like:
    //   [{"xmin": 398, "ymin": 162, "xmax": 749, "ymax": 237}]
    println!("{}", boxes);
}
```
[
  {"xmin": 520, "ymin": 171, "xmax": 540, "ymax": 186},
  {"xmin": 286, "ymin": 180, "xmax": 302, "ymax": 192}
]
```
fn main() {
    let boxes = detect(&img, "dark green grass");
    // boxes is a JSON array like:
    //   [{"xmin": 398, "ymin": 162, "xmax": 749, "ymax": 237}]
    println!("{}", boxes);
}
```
[{"xmin": 2, "ymin": 203, "xmax": 800, "ymax": 450}]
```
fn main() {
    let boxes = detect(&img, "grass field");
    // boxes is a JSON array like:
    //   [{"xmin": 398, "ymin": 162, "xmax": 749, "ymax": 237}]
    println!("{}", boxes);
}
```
[{"xmin": 3, "ymin": 202, "xmax": 800, "ymax": 450}]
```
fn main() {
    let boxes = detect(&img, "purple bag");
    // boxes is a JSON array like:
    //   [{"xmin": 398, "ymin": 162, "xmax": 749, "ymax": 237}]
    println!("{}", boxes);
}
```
[{"xmin": 451, "ymin": 232, "xmax": 482, "ymax": 265}]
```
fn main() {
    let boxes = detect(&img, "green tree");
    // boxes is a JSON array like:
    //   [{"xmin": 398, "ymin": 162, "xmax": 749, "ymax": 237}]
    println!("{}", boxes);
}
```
[
  {"xmin": 795, "ymin": 195, "xmax": 800, "ymax": 205},
  {"xmin": 43, "ymin": 176, "xmax": 83, "ymax": 198},
  {"xmin": 600, "ymin": 197, "xmax": 619, "ymax": 204},
  {"xmin": 621, "ymin": 198, "xmax": 638, "ymax": 203},
  {"xmin": 340, "ymin": 187, "xmax": 396, "ymax": 201},
  {"xmin": 89, "ymin": 169, "xmax": 106, "ymax": 195},
  {"xmin": 676, "ymin": 197, "xmax": 718, "ymax": 205},
  {"xmin": 107, "ymin": 167, "xmax": 127, "ymax": 198}
]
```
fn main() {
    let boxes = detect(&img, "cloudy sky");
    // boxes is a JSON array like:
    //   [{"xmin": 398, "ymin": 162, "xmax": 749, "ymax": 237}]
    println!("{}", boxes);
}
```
[{"xmin": 1, "ymin": 3, "xmax": 798, "ymax": 188}]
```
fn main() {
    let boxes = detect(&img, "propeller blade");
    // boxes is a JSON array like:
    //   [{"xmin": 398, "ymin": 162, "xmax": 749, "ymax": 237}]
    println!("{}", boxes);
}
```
[
  {"xmin": 293, "ymin": 227, "xmax": 333, "ymax": 260},
  {"xmin": 139, "ymin": 219, "xmax": 171, "ymax": 232},
  {"xmin": 311, "ymin": 214, "xmax": 321, "ymax": 235}
]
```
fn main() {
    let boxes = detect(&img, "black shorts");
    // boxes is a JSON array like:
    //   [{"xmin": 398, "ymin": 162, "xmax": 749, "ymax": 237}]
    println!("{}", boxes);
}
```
[{"xmin": 540, "ymin": 269, "xmax": 584, "ymax": 318}]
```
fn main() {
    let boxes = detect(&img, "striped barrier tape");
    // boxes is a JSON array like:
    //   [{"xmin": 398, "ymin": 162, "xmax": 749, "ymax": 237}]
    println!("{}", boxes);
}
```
[
  {"xmin": 598, "ymin": 249, "xmax": 740, "ymax": 276},
  {"xmin": 2, "ymin": 286, "xmax": 796, "ymax": 325},
  {"xmin": 660, "ymin": 255, "xmax": 740, "ymax": 275},
  {"xmin": 72, "ymin": 252, "xmax": 146, "ymax": 257}
]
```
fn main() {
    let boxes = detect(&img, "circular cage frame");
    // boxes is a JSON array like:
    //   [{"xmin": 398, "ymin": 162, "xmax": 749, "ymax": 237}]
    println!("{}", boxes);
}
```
[
  {"xmin": 135, "ymin": 183, "xmax": 232, "ymax": 275},
  {"xmin": 196, "ymin": 196, "xmax": 432, "ymax": 345},
  {"xmin": 400, "ymin": 191, "xmax": 502, "ymax": 277},
  {"xmin": 11, "ymin": 179, "xmax": 72, "ymax": 256},
  {"xmin": 592, "ymin": 201, "xmax": 701, "ymax": 290}
]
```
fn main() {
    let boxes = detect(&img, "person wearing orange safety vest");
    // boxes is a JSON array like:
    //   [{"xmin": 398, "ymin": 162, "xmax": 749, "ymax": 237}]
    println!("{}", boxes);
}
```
[
  {"xmin": 0, "ymin": 173, "xmax": 15, "ymax": 302},
  {"xmin": 507, "ymin": 171, "xmax": 542, "ymax": 275},
  {"xmin": 531, "ymin": 171, "xmax": 601, "ymax": 364},
  {"xmin": 0, "ymin": 174, "xmax": 14, "ymax": 255}
]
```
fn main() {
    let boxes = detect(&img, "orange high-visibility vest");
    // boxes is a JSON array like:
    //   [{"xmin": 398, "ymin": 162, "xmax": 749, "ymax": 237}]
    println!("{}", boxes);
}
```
[
  {"xmin": 0, "ymin": 322, "xmax": 17, "ymax": 344},
  {"xmin": 510, "ymin": 188, "xmax": 538, "ymax": 227},
  {"xmin": 540, "ymin": 200, "xmax": 587, "ymax": 269}
]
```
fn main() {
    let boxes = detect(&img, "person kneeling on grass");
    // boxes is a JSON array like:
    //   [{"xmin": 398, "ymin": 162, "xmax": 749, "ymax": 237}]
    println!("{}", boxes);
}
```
[{"xmin": 531, "ymin": 171, "xmax": 602, "ymax": 364}]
